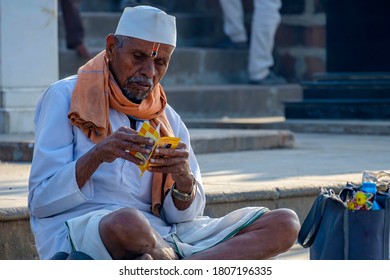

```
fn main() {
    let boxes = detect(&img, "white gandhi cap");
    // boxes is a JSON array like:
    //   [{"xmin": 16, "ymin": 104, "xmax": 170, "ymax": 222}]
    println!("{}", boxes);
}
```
[{"xmin": 115, "ymin": 6, "xmax": 177, "ymax": 47}]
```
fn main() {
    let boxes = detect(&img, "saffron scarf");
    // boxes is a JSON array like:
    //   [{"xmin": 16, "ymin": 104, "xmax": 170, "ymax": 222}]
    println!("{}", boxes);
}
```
[{"xmin": 68, "ymin": 50, "xmax": 174, "ymax": 216}]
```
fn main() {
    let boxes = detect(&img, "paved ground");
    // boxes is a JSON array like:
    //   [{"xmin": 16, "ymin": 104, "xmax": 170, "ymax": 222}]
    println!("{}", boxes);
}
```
[
  {"xmin": 1, "ymin": 132, "xmax": 389, "ymax": 260},
  {"xmin": 2, "ymin": 132, "xmax": 389, "ymax": 208}
]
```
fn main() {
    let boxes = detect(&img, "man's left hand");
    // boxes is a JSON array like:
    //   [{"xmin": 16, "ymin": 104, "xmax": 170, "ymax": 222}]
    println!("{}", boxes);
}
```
[{"xmin": 148, "ymin": 142, "xmax": 194, "ymax": 192}]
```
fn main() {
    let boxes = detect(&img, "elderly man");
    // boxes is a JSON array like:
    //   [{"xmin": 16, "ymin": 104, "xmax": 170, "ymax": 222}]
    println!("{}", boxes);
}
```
[{"xmin": 28, "ymin": 6, "xmax": 299, "ymax": 260}]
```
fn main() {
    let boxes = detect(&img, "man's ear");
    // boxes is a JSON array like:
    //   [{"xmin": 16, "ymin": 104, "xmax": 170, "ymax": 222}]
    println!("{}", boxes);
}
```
[{"xmin": 105, "ymin": 34, "xmax": 117, "ymax": 61}]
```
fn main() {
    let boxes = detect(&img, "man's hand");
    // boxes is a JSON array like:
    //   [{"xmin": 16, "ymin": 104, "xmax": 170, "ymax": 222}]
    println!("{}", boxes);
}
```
[
  {"xmin": 148, "ymin": 142, "xmax": 194, "ymax": 192},
  {"xmin": 94, "ymin": 126, "xmax": 154, "ymax": 165},
  {"xmin": 76, "ymin": 126, "xmax": 154, "ymax": 189}
]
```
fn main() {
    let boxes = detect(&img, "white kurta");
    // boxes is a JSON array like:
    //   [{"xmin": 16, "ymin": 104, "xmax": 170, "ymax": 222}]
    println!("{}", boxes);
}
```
[{"xmin": 28, "ymin": 75, "xmax": 206, "ymax": 259}]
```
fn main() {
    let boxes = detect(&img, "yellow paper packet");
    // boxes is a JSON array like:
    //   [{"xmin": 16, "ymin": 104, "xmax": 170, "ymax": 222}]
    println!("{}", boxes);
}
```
[{"xmin": 130, "ymin": 122, "xmax": 181, "ymax": 175}]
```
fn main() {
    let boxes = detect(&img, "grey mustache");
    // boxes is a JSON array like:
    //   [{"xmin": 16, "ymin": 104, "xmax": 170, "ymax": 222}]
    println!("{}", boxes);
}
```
[{"xmin": 125, "ymin": 77, "xmax": 153, "ymax": 87}]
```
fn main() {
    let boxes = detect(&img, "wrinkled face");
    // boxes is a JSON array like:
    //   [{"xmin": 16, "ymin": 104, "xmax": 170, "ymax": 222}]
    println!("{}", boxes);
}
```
[{"xmin": 106, "ymin": 35, "xmax": 174, "ymax": 102}]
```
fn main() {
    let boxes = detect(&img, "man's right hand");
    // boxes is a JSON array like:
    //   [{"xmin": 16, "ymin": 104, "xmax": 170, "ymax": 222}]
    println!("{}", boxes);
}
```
[
  {"xmin": 94, "ymin": 126, "xmax": 154, "ymax": 164},
  {"xmin": 76, "ymin": 126, "xmax": 154, "ymax": 188}
]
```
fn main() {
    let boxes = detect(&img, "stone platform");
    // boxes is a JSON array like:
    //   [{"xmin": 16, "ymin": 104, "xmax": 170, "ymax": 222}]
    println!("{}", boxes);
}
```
[{"xmin": 1, "ymin": 130, "xmax": 390, "ymax": 259}]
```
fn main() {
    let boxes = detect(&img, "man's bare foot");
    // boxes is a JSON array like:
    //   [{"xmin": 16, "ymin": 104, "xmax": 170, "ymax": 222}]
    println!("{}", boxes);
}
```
[
  {"xmin": 149, "ymin": 232, "xmax": 178, "ymax": 260},
  {"xmin": 138, "ymin": 253, "xmax": 153, "ymax": 260}
]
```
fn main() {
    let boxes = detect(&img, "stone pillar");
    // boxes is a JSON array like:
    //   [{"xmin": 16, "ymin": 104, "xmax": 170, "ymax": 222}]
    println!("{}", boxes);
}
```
[{"xmin": 0, "ymin": 0, "xmax": 58, "ymax": 134}]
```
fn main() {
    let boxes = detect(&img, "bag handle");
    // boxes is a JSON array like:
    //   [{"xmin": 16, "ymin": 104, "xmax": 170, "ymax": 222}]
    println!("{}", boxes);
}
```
[
  {"xmin": 383, "ymin": 195, "xmax": 390, "ymax": 259},
  {"xmin": 297, "ymin": 190, "xmax": 330, "ymax": 248}
]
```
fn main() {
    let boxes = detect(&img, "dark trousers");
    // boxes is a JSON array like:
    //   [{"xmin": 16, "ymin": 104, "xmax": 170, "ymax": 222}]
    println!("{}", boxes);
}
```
[{"xmin": 60, "ymin": 0, "xmax": 85, "ymax": 49}]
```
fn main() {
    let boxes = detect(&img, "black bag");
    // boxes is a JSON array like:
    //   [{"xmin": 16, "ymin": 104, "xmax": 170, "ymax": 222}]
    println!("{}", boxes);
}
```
[{"xmin": 298, "ymin": 186, "xmax": 390, "ymax": 260}]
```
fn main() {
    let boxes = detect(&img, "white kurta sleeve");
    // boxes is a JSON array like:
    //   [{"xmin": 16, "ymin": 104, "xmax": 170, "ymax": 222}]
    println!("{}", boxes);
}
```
[
  {"xmin": 28, "ymin": 82, "xmax": 94, "ymax": 219},
  {"xmin": 162, "ymin": 169, "xmax": 206, "ymax": 224},
  {"xmin": 159, "ymin": 115, "xmax": 206, "ymax": 224}
]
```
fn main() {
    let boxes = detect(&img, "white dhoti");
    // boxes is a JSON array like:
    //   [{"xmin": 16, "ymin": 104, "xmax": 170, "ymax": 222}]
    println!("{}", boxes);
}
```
[{"xmin": 65, "ymin": 206, "xmax": 269, "ymax": 259}]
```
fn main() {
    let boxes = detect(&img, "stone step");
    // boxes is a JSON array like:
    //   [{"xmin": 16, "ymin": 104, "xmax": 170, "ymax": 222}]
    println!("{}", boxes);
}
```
[
  {"xmin": 80, "ymin": 0, "xmax": 120, "ymax": 12},
  {"xmin": 79, "ymin": 0, "xmax": 219, "ymax": 13},
  {"xmin": 301, "ymin": 73, "xmax": 390, "ymax": 100},
  {"xmin": 302, "ymin": 87, "xmax": 390, "ymax": 100},
  {"xmin": 1, "ymin": 83, "xmax": 301, "ymax": 135},
  {"xmin": 0, "ymin": 128, "xmax": 295, "ymax": 162},
  {"xmin": 0, "ymin": 178, "xmax": 313, "ymax": 260},
  {"xmin": 184, "ymin": 118, "xmax": 390, "ymax": 135},
  {"xmin": 285, "ymin": 73, "xmax": 390, "ymax": 121},
  {"xmin": 312, "ymin": 72, "xmax": 390, "ymax": 81},
  {"xmin": 164, "ymin": 84, "xmax": 302, "ymax": 118},
  {"xmin": 59, "ymin": 47, "xmax": 249, "ymax": 84},
  {"xmin": 284, "ymin": 99, "xmax": 390, "ymax": 120},
  {"xmin": 302, "ymin": 80, "xmax": 390, "ymax": 99},
  {"xmin": 58, "ymin": 11, "xmax": 224, "ymax": 50},
  {"xmin": 0, "ymin": 108, "xmax": 35, "ymax": 134}
]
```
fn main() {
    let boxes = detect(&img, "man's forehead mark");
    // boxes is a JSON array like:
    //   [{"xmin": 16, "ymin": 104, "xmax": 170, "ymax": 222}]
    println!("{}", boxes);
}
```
[{"xmin": 150, "ymin": 42, "xmax": 160, "ymax": 59}]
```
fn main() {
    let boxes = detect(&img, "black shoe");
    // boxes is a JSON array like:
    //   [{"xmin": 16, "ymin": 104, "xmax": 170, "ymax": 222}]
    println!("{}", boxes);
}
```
[{"xmin": 249, "ymin": 72, "xmax": 286, "ymax": 85}]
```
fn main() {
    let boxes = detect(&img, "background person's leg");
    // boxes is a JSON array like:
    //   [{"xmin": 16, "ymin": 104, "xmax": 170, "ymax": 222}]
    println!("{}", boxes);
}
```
[
  {"xmin": 218, "ymin": 0, "xmax": 248, "ymax": 44},
  {"xmin": 248, "ymin": 0, "xmax": 282, "ymax": 82},
  {"xmin": 60, "ymin": 0, "xmax": 92, "ymax": 59}
]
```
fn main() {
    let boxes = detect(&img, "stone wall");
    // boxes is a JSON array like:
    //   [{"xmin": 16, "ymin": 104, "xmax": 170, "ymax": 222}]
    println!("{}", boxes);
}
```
[
  {"xmin": 275, "ymin": 0, "xmax": 326, "ymax": 82},
  {"xmin": 79, "ymin": 0, "xmax": 327, "ymax": 83},
  {"xmin": 0, "ymin": 0, "xmax": 58, "ymax": 134},
  {"xmin": 202, "ymin": 0, "xmax": 327, "ymax": 83}
]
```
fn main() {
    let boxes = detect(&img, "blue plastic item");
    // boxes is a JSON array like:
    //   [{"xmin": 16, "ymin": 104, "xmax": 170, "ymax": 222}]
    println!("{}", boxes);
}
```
[{"xmin": 361, "ymin": 181, "xmax": 382, "ymax": 210}]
